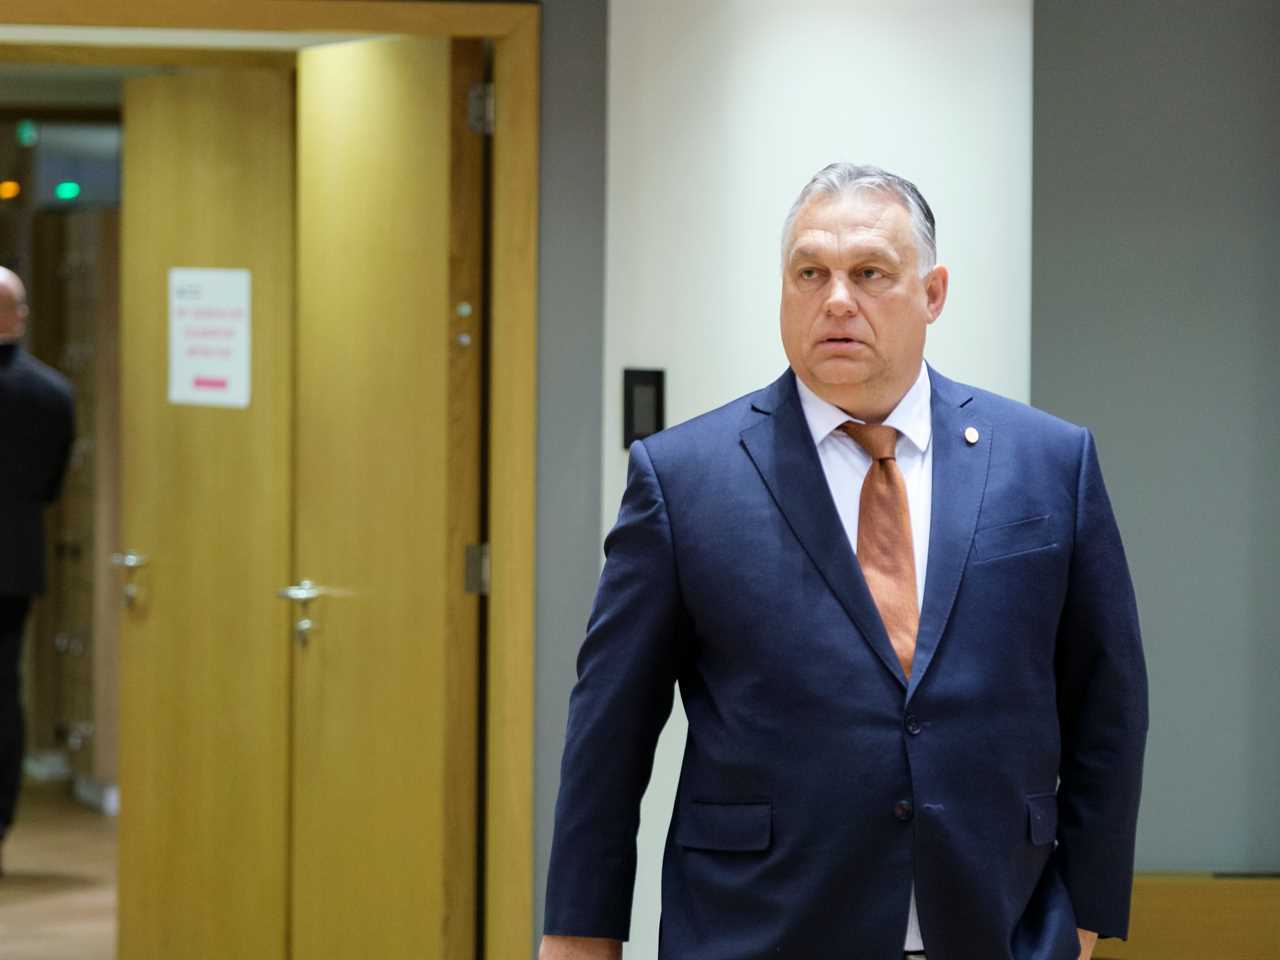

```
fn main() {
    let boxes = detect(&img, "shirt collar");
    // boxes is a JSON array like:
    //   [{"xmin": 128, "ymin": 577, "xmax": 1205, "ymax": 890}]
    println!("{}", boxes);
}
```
[{"xmin": 795, "ymin": 359, "xmax": 932, "ymax": 455}]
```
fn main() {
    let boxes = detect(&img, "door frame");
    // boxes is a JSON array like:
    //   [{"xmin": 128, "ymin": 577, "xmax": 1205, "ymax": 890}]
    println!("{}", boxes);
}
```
[{"xmin": 0, "ymin": 4, "xmax": 538, "ymax": 955}]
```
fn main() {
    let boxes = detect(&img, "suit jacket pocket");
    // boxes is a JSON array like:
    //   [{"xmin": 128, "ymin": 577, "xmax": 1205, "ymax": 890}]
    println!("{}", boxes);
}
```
[
  {"xmin": 1026, "ymin": 792, "xmax": 1058, "ymax": 846},
  {"xmin": 973, "ymin": 514, "xmax": 1056, "ymax": 562},
  {"xmin": 676, "ymin": 800, "xmax": 772, "ymax": 852}
]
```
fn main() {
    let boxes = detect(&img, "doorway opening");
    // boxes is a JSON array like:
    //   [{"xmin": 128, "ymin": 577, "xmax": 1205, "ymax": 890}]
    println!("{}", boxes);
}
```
[
  {"xmin": 0, "ymin": 12, "xmax": 536, "ymax": 956},
  {"xmin": 0, "ymin": 81, "xmax": 124, "ymax": 960}
]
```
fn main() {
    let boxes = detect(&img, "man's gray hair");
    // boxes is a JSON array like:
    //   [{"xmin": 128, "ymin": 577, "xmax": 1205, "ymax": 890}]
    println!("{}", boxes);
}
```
[{"xmin": 781, "ymin": 163, "xmax": 937, "ymax": 274}]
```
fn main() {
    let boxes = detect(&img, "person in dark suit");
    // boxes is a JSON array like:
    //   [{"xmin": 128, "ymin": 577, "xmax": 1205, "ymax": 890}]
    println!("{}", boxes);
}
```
[
  {"xmin": 541, "ymin": 165, "xmax": 1147, "ymax": 960},
  {"xmin": 0, "ymin": 266, "xmax": 74, "ymax": 876}
]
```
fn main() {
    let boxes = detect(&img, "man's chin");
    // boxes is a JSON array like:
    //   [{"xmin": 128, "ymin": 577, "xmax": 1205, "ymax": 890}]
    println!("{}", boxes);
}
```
[{"xmin": 810, "ymin": 359, "xmax": 876, "ymax": 386}]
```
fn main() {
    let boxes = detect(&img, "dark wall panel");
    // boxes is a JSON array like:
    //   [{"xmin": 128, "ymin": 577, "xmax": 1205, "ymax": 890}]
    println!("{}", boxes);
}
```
[
  {"xmin": 1033, "ymin": 0, "xmax": 1280, "ymax": 870},
  {"xmin": 533, "ymin": 0, "xmax": 608, "ymax": 943}
]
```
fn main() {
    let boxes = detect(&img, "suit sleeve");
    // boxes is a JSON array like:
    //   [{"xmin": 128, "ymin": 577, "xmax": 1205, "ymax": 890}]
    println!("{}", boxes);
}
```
[
  {"xmin": 43, "ymin": 381, "xmax": 75, "ymax": 503},
  {"xmin": 1054, "ymin": 428, "xmax": 1149, "ymax": 939},
  {"xmin": 543, "ymin": 439, "xmax": 689, "ymax": 940}
]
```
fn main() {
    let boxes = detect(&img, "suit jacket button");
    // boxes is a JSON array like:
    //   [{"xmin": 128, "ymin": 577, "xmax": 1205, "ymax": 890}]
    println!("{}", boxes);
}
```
[
  {"xmin": 894, "ymin": 800, "xmax": 914, "ymax": 821},
  {"xmin": 905, "ymin": 713, "xmax": 922, "ymax": 735}
]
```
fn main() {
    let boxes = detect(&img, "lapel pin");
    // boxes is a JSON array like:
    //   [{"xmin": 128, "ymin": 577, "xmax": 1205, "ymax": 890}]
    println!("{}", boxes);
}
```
[{"xmin": 964, "ymin": 426, "xmax": 980, "ymax": 445}]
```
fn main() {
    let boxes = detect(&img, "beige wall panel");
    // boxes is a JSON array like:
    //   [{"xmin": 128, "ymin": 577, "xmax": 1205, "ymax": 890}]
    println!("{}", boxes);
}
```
[
  {"xmin": 1097, "ymin": 874, "xmax": 1279, "ymax": 960},
  {"xmin": 118, "ymin": 68, "xmax": 293, "ymax": 960}
]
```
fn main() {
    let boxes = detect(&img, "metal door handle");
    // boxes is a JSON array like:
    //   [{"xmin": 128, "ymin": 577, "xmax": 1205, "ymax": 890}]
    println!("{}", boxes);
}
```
[
  {"xmin": 276, "ymin": 579, "xmax": 327, "ymax": 603},
  {"xmin": 277, "ymin": 580, "xmax": 330, "ymax": 646},
  {"xmin": 111, "ymin": 550, "xmax": 150, "ymax": 607}
]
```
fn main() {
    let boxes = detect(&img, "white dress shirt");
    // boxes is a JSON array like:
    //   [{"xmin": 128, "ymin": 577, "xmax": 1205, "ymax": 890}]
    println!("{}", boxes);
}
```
[{"xmin": 794, "ymin": 359, "xmax": 933, "ymax": 953}]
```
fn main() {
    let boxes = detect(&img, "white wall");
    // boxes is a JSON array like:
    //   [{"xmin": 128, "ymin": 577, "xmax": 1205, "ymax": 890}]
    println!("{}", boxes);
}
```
[{"xmin": 603, "ymin": 2, "xmax": 1032, "ymax": 954}]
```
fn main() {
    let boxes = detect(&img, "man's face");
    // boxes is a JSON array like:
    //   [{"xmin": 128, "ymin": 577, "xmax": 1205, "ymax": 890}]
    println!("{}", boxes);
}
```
[{"xmin": 780, "ymin": 191, "xmax": 947, "ymax": 415}]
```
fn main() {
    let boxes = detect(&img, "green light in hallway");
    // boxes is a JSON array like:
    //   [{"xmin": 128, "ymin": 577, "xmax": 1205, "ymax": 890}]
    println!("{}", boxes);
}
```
[
  {"xmin": 54, "ymin": 181, "xmax": 81, "ymax": 201},
  {"xmin": 15, "ymin": 120, "xmax": 38, "ymax": 148}
]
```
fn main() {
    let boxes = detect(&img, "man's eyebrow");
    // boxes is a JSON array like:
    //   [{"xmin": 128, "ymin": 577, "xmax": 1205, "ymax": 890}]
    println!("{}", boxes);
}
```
[{"xmin": 866, "ymin": 243, "xmax": 902, "ymax": 265}]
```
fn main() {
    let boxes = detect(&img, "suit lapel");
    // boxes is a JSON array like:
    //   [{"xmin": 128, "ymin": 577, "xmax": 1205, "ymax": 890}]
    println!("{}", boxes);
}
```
[
  {"xmin": 908, "ymin": 365, "xmax": 992, "ymax": 700},
  {"xmin": 740, "ymin": 371, "xmax": 907, "ymax": 689}
]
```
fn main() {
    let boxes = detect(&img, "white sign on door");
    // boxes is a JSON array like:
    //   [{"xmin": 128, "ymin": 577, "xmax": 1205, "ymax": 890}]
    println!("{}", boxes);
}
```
[{"xmin": 168, "ymin": 267, "xmax": 251, "ymax": 408}]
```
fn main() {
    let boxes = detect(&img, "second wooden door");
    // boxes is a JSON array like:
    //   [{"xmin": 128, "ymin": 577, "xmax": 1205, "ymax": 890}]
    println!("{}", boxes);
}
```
[
  {"xmin": 118, "ymin": 36, "xmax": 486, "ymax": 960},
  {"xmin": 291, "ymin": 36, "xmax": 486, "ymax": 959}
]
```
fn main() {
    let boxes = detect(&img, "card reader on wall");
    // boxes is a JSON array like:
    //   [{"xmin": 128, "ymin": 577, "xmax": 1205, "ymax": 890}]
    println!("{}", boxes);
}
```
[{"xmin": 623, "ymin": 368, "xmax": 664, "ymax": 448}]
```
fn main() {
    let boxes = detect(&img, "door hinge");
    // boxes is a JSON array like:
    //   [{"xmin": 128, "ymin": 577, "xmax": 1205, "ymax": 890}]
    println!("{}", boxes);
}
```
[
  {"xmin": 468, "ymin": 82, "xmax": 495, "ymax": 135},
  {"xmin": 465, "ymin": 543, "xmax": 490, "ymax": 595}
]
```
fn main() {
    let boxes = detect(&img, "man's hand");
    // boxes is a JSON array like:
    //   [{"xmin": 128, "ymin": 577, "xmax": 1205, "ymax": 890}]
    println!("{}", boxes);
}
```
[
  {"xmin": 1077, "ymin": 927, "xmax": 1099, "ymax": 959},
  {"xmin": 539, "ymin": 935, "xmax": 623, "ymax": 960}
]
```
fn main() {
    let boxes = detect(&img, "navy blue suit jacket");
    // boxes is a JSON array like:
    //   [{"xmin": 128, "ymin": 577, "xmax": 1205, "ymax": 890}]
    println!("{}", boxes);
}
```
[{"xmin": 545, "ymin": 365, "xmax": 1148, "ymax": 960}]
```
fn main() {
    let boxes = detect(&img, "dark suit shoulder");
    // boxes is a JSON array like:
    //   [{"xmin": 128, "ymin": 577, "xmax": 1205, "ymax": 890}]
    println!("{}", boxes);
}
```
[
  {"xmin": 629, "ymin": 384, "xmax": 768, "ymax": 499},
  {"xmin": 939, "ymin": 371, "xmax": 1086, "ymax": 452},
  {"xmin": 636, "ymin": 384, "xmax": 767, "ymax": 467},
  {"xmin": 0, "ymin": 349, "xmax": 74, "ymax": 426},
  {"xmin": 15, "ymin": 349, "xmax": 74, "ymax": 404}
]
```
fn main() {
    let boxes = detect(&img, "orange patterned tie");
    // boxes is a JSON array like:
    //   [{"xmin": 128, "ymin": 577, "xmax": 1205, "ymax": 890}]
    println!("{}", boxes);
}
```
[{"xmin": 840, "ymin": 422, "xmax": 919, "ymax": 679}]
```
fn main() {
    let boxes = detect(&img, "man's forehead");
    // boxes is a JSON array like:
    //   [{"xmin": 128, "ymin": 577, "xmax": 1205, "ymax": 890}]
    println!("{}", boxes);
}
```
[
  {"xmin": 788, "ymin": 227, "xmax": 904, "ymax": 264},
  {"xmin": 800, "ymin": 192, "xmax": 909, "ymax": 234},
  {"xmin": 789, "ymin": 193, "xmax": 914, "ymax": 259}
]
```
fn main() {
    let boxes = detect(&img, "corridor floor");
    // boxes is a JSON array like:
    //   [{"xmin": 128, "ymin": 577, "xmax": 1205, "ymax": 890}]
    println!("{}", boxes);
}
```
[{"xmin": 0, "ymin": 783, "xmax": 116, "ymax": 959}]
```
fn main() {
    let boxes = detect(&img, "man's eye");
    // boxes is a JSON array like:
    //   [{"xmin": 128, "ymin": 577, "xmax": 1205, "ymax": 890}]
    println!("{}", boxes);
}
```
[
  {"xmin": 799, "ymin": 268, "xmax": 819, "ymax": 280},
  {"xmin": 860, "ymin": 268, "xmax": 883, "ymax": 280}
]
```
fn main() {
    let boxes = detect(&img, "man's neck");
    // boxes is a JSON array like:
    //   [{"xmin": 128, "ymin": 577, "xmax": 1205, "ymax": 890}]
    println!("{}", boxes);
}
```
[{"xmin": 801, "ymin": 371, "xmax": 918, "ymax": 425}]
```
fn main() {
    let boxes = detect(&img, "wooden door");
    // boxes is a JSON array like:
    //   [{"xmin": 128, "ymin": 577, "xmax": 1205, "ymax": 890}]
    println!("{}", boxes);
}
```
[
  {"xmin": 118, "ymin": 68, "xmax": 294, "ymax": 960},
  {"xmin": 290, "ymin": 36, "xmax": 486, "ymax": 959}
]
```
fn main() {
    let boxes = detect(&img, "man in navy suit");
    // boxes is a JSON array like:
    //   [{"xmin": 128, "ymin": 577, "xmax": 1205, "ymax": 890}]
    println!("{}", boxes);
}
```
[
  {"xmin": 0, "ymin": 266, "xmax": 74, "ymax": 876},
  {"xmin": 541, "ymin": 164, "xmax": 1147, "ymax": 960}
]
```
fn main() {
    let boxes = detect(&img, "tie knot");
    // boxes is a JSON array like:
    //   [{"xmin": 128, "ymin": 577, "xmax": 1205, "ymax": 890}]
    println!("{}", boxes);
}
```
[{"xmin": 840, "ymin": 421, "xmax": 899, "ymax": 460}]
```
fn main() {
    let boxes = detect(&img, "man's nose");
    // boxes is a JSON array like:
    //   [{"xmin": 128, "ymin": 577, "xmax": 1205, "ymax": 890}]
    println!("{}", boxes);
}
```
[{"xmin": 824, "ymin": 276, "xmax": 857, "ymax": 316}]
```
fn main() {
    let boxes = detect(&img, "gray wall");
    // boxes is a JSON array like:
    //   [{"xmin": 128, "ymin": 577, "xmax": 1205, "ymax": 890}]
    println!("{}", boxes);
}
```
[
  {"xmin": 533, "ymin": 0, "xmax": 607, "ymax": 945},
  {"xmin": 1033, "ymin": 0, "xmax": 1280, "ymax": 870}
]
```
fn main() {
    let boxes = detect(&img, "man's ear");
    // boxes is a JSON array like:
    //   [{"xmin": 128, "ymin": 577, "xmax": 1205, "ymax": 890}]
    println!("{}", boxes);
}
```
[{"xmin": 924, "ymin": 265, "xmax": 949, "ymax": 323}]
